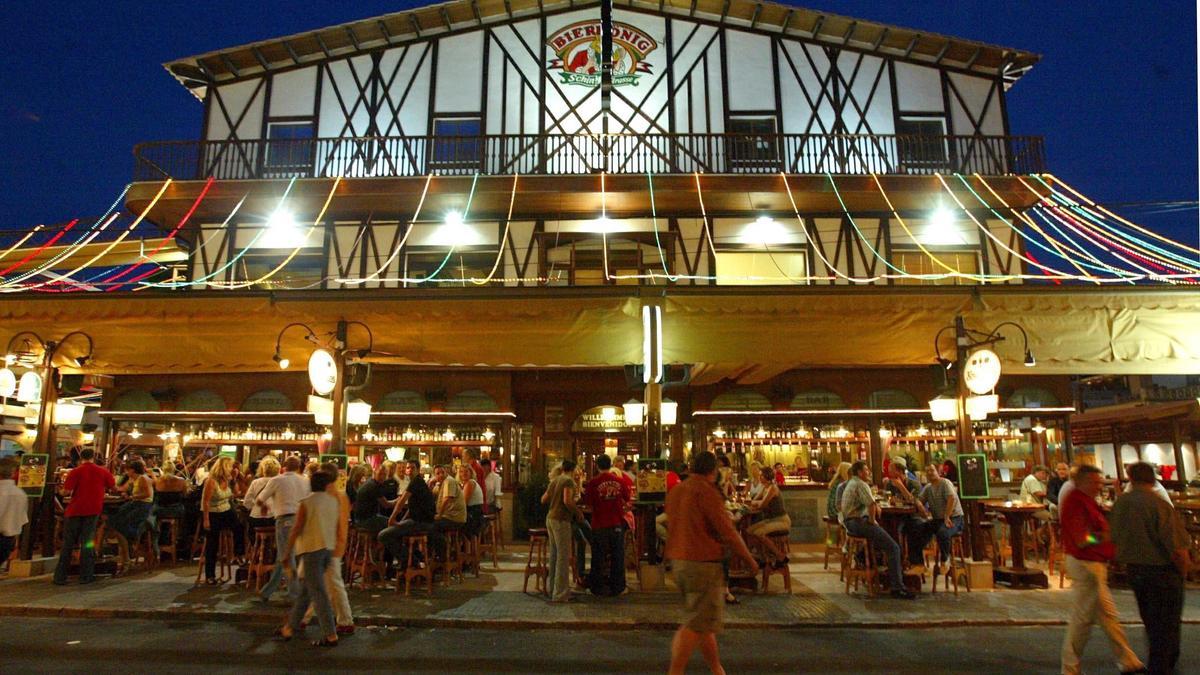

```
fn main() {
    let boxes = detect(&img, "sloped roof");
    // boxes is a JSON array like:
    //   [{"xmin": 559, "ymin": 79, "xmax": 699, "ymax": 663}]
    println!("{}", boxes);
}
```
[{"xmin": 165, "ymin": 0, "xmax": 1039, "ymax": 100}]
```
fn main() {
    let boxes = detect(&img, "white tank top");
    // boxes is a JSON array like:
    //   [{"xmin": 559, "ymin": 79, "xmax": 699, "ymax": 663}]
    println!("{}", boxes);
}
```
[
  {"xmin": 466, "ymin": 479, "xmax": 483, "ymax": 507},
  {"xmin": 294, "ymin": 492, "xmax": 339, "ymax": 556}
]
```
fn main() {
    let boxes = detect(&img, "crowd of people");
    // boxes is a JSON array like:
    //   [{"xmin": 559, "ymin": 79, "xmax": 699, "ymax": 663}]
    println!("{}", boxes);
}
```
[{"xmin": 7, "ymin": 443, "xmax": 1192, "ymax": 671}]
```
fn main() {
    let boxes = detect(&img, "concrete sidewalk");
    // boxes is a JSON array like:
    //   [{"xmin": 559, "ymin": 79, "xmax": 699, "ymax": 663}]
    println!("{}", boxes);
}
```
[{"xmin": 2, "ymin": 547, "xmax": 1196, "ymax": 630}]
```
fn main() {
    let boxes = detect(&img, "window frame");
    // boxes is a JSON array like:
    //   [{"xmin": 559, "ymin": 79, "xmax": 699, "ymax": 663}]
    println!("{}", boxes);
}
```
[
  {"xmin": 726, "ymin": 114, "xmax": 782, "ymax": 173},
  {"xmin": 262, "ymin": 120, "xmax": 316, "ymax": 177},
  {"xmin": 895, "ymin": 115, "xmax": 951, "ymax": 173},
  {"xmin": 429, "ymin": 115, "xmax": 484, "ymax": 174}
]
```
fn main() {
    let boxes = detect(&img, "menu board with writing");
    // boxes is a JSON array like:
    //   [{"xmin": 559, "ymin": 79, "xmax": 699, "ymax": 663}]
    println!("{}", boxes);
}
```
[
  {"xmin": 957, "ymin": 453, "xmax": 990, "ymax": 500},
  {"xmin": 636, "ymin": 458, "xmax": 667, "ymax": 504},
  {"xmin": 17, "ymin": 453, "xmax": 50, "ymax": 497}
]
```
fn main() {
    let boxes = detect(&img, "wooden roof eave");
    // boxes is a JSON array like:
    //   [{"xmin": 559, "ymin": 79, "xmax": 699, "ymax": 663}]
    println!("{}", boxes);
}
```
[
  {"xmin": 164, "ymin": 0, "xmax": 1039, "ymax": 101},
  {"xmin": 1070, "ymin": 400, "xmax": 1200, "ymax": 429}
]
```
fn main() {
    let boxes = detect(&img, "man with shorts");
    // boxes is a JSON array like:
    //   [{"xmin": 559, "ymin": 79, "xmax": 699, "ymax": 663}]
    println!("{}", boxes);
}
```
[{"xmin": 665, "ymin": 451, "xmax": 758, "ymax": 675}]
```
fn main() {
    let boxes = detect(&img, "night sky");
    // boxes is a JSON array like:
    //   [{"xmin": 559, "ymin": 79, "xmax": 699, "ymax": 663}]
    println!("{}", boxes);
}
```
[{"xmin": 1, "ymin": 1, "xmax": 1196, "ymax": 244}]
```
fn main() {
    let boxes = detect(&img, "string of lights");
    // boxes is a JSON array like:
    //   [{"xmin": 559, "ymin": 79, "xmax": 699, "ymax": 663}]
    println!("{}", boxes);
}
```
[{"xmin": 2, "ymin": 172, "xmax": 1198, "ymax": 290}]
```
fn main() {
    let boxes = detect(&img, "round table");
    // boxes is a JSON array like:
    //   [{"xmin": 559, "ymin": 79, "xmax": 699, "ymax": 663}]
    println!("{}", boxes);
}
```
[{"xmin": 982, "ymin": 501, "xmax": 1049, "ymax": 588}]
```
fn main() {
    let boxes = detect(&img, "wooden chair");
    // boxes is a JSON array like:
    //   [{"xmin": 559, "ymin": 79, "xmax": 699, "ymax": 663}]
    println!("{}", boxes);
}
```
[
  {"xmin": 397, "ymin": 533, "xmax": 432, "ymax": 597},
  {"xmin": 931, "ymin": 533, "xmax": 970, "ymax": 595},
  {"xmin": 345, "ymin": 528, "xmax": 385, "ymax": 590},
  {"xmin": 761, "ymin": 531, "xmax": 792, "ymax": 594},
  {"xmin": 524, "ymin": 528, "xmax": 549, "ymax": 595},
  {"xmin": 194, "ymin": 529, "xmax": 235, "ymax": 585},
  {"xmin": 844, "ymin": 535, "xmax": 878, "ymax": 596},
  {"xmin": 822, "ymin": 516, "xmax": 843, "ymax": 571},
  {"xmin": 245, "ymin": 527, "xmax": 275, "ymax": 591}
]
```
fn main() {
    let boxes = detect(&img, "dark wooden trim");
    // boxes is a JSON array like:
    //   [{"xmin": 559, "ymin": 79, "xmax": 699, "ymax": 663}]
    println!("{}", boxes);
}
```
[{"xmin": 426, "ymin": 39, "xmax": 440, "ymax": 134}]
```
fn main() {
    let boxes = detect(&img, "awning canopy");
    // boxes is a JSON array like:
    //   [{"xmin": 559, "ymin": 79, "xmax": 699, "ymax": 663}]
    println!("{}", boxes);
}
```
[{"xmin": 1, "ymin": 286, "xmax": 1198, "ymax": 380}]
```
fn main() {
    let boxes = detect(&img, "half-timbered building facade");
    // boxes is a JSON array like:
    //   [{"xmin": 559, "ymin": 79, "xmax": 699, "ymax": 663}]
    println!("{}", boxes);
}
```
[{"xmin": 134, "ymin": 0, "xmax": 1044, "ymax": 291}]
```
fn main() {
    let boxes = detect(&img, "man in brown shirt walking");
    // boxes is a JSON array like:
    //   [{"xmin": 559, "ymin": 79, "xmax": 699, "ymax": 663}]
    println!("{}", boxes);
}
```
[{"xmin": 665, "ymin": 451, "xmax": 758, "ymax": 675}]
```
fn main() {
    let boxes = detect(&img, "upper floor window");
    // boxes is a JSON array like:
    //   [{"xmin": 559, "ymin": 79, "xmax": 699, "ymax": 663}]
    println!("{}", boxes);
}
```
[
  {"xmin": 264, "ymin": 122, "xmax": 315, "ymax": 177},
  {"xmin": 893, "ymin": 249, "xmax": 980, "ymax": 285},
  {"xmin": 430, "ymin": 117, "xmax": 483, "ymax": 173},
  {"xmin": 404, "ymin": 250, "xmax": 499, "ymax": 287},
  {"xmin": 895, "ymin": 116, "xmax": 949, "ymax": 173},
  {"xmin": 727, "ymin": 116, "xmax": 780, "ymax": 173}
]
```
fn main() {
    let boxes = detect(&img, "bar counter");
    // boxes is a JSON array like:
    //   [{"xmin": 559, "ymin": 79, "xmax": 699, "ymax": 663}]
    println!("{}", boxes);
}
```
[{"xmin": 778, "ymin": 481, "xmax": 831, "ymax": 544}]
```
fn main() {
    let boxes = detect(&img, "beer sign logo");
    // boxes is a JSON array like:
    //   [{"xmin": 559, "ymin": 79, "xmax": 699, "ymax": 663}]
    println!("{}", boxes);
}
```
[{"xmin": 546, "ymin": 21, "xmax": 658, "ymax": 87}]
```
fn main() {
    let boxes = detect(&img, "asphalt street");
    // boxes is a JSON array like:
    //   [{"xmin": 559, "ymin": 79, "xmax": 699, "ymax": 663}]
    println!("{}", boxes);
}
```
[{"xmin": 1, "ymin": 617, "xmax": 1195, "ymax": 674}]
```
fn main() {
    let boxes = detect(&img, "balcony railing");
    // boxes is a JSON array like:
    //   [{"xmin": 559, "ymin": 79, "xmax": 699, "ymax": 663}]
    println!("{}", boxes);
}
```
[{"xmin": 133, "ymin": 133, "xmax": 1045, "ymax": 181}]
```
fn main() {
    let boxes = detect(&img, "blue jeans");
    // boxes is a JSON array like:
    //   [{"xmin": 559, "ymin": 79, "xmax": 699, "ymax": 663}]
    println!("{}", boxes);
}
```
[
  {"xmin": 588, "ymin": 526, "xmax": 626, "ymax": 596},
  {"xmin": 572, "ymin": 519, "xmax": 591, "ymax": 582},
  {"xmin": 288, "ymin": 549, "xmax": 335, "ymax": 637},
  {"xmin": 908, "ymin": 515, "xmax": 964, "ymax": 566},
  {"xmin": 54, "ymin": 515, "xmax": 99, "ymax": 583},
  {"xmin": 844, "ymin": 517, "xmax": 903, "ymax": 592},
  {"xmin": 261, "ymin": 515, "xmax": 295, "ymax": 598}
]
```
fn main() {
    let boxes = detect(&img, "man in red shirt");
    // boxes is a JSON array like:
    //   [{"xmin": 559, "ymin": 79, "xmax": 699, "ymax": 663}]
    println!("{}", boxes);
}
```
[
  {"xmin": 53, "ymin": 448, "xmax": 115, "ymax": 585},
  {"xmin": 1058, "ymin": 464, "xmax": 1145, "ymax": 675},
  {"xmin": 666, "ymin": 451, "xmax": 758, "ymax": 675},
  {"xmin": 584, "ymin": 454, "xmax": 631, "ymax": 596}
]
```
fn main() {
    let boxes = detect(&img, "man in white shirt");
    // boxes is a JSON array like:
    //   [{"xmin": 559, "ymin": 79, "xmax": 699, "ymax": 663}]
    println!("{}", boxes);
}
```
[
  {"xmin": 1020, "ymin": 466, "xmax": 1050, "ymax": 505},
  {"xmin": 481, "ymin": 458, "xmax": 502, "ymax": 513},
  {"xmin": 0, "ymin": 458, "xmax": 29, "ymax": 570},
  {"xmin": 257, "ymin": 456, "xmax": 311, "ymax": 601}
]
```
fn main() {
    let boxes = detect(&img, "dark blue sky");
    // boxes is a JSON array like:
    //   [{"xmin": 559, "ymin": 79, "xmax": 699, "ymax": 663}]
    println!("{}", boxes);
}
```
[{"xmin": 1, "ymin": 1, "xmax": 1196, "ymax": 243}]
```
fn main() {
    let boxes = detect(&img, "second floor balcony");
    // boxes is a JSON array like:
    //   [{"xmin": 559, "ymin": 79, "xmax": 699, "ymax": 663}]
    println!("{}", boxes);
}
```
[{"xmin": 133, "ymin": 132, "xmax": 1045, "ymax": 182}]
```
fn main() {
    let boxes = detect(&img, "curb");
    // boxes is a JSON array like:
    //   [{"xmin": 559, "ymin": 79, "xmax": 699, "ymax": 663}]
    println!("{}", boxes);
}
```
[{"xmin": 1, "ymin": 604, "xmax": 1197, "ymax": 631}]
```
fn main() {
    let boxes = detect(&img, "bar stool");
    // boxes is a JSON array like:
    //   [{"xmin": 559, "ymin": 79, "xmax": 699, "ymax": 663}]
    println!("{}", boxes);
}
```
[
  {"xmin": 245, "ymin": 527, "xmax": 276, "ymax": 591},
  {"xmin": 524, "ymin": 528, "xmax": 549, "ymax": 595},
  {"xmin": 761, "ymin": 532, "xmax": 792, "ymax": 594},
  {"xmin": 479, "ymin": 513, "xmax": 501, "ymax": 568},
  {"xmin": 157, "ymin": 516, "xmax": 182, "ymax": 564},
  {"xmin": 435, "ymin": 528, "xmax": 464, "ymax": 585},
  {"xmin": 397, "ymin": 533, "xmax": 432, "ymax": 597},
  {"xmin": 822, "ymin": 516, "xmax": 843, "ymax": 570},
  {"xmin": 346, "ymin": 528, "xmax": 385, "ymax": 590},
  {"xmin": 194, "ymin": 529, "xmax": 235, "ymax": 585},
  {"xmin": 844, "ymin": 535, "xmax": 878, "ymax": 596},
  {"xmin": 931, "ymin": 533, "xmax": 971, "ymax": 595},
  {"xmin": 462, "ymin": 534, "xmax": 482, "ymax": 578},
  {"xmin": 129, "ymin": 524, "xmax": 158, "ymax": 574}
]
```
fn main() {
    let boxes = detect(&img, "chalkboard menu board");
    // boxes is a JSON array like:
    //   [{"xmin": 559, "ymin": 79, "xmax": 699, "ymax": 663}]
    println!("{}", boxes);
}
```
[{"xmin": 957, "ymin": 453, "xmax": 990, "ymax": 500}]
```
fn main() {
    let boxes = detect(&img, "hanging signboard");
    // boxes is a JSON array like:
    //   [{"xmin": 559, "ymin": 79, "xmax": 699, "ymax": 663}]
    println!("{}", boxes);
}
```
[
  {"xmin": 963, "ymin": 349, "xmax": 1002, "ymax": 396},
  {"xmin": 308, "ymin": 349, "xmax": 338, "ymax": 396},
  {"xmin": 17, "ymin": 453, "xmax": 49, "ymax": 497}
]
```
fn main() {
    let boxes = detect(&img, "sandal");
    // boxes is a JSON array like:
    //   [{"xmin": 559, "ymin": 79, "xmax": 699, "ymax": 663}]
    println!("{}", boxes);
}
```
[
  {"xmin": 272, "ymin": 628, "xmax": 293, "ymax": 642},
  {"xmin": 724, "ymin": 592, "xmax": 740, "ymax": 605},
  {"xmin": 312, "ymin": 638, "xmax": 338, "ymax": 648}
]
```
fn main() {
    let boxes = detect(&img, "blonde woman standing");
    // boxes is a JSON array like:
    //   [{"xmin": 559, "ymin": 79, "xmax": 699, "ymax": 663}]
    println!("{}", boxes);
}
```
[
  {"xmin": 201, "ymin": 456, "xmax": 245, "ymax": 584},
  {"xmin": 243, "ymin": 457, "xmax": 281, "ymax": 530}
]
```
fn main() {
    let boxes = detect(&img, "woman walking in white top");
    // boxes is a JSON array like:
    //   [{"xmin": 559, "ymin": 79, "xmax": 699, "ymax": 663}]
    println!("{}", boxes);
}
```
[{"xmin": 274, "ymin": 468, "xmax": 347, "ymax": 647}]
